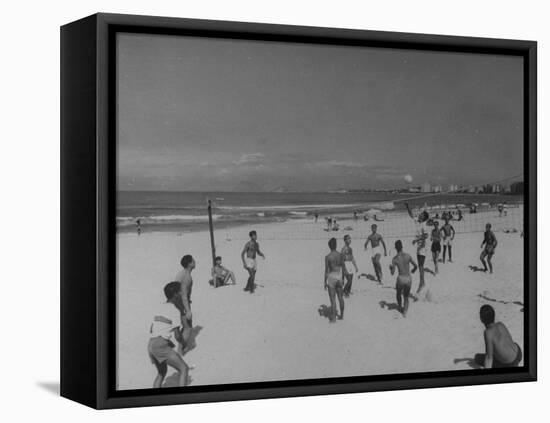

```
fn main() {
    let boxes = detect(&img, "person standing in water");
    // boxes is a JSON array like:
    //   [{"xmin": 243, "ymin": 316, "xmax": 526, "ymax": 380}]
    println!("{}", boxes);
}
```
[
  {"xmin": 341, "ymin": 234, "xmax": 359, "ymax": 297},
  {"xmin": 241, "ymin": 230, "xmax": 265, "ymax": 293},
  {"xmin": 364, "ymin": 224, "xmax": 387, "ymax": 284},
  {"xmin": 324, "ymin": 237, "xmax": 345, "ymax": 322},
  {"xmin": 389, "ymin": 240, "xmax": 418, "ymax": 317}
]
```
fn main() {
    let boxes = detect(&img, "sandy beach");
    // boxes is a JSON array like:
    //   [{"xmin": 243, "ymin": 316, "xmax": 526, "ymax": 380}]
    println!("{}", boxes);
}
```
[{"xmin": 116, "ymin": 208, "xmax": 524, "ymax": 390}]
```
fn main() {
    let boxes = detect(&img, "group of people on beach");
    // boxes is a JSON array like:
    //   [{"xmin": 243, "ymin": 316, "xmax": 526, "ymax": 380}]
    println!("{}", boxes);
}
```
[{"xmin": 145, "ymin": 208, "xmax": 513, "ymax": 388}]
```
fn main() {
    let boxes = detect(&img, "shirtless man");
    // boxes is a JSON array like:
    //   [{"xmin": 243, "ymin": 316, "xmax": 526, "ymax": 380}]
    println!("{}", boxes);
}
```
[
  {"xmin": 324, "ymin": 237, "xmax": 345, "ymax": 322},
  {"xmin": 148, "ymin": 281, "xmax": 190, "ymax": 387},
  {"xmin": 389, "ymin": 240, "xmax": 418, "ymax": 317},
  {"xmin": 241, "ymin": 230, "xmax": 265, "ymax": 293},
  {"xmin": 412, "ymin": 212, "xmax": 429, "ymax": 294},
  {"xmin": 478, "ymin": 305, "xmax": 522, "ymax": 368},
  {"xmin": 440, "ymin": 218, "xmax": 456, "ymax": 263},
  {"xmin": 430, "ymin": 221, "xmax": 442, "ymax": 274},
  {"xmin": 364, "ymin": 224, "xmax": 387, "ymax": 284},
  {"xmin": 211, "ymin": 256, "xmax": 236, "ymax": 287},
  {"xmin": 341, "ymin": 234, "xmax": 359, "ymax": 296},
  {"xmin": 480, "ymin": 223, "xmax": 497, "ymax": 273},
  {"xmin": 174, "ymin": 255, "xmax": 195, "ymax": 349}
]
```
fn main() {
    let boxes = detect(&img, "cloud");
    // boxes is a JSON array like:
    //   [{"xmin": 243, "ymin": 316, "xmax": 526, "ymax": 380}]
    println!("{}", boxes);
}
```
[{"xmin": 233, "ymin": 153, "xmax": 265, "ymax": 166}]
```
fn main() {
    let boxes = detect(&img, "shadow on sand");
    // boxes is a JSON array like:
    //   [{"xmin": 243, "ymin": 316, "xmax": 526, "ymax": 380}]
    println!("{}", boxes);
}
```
[
  {"xmin": 469, "ymin": 265, "xmax": 487, "ymax": 272},
  {"xmin": 378, "ymin": 300, "xmax": 400, "ymax": 312},
  {"xmin": 453, "ymin": 354, "xmax": 484, "ymax": 369},
  {"xmin": 318, "ymin": 304, "xmax": 334, "ymax": 321}
]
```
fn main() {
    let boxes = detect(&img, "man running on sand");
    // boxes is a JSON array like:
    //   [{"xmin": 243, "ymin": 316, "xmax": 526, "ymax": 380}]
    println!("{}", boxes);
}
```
[
  {"xmin": 477, "ymin": 305, "xmax": 522, "ymax": 368},
  {"xmin": 430, "ymin": 221, "xmax": 442, "ymax": 274},
  {"xmin": 480, "ymin": 223, "xmax": 497, "ymax": 273},
  {"xmin": 341, "ymin": 234, "xmax": 359, "ymax": 297},
  {"xmin": 389, "ymin": 240, "xmax": 418, "ymax": 317},
  {"xmin": 241, "ymin": 230, "xmax": 265, "ymax": 293},
  {"xmin": 148, "ymin": 281, "xmax": 190, "ymax": 387},
  {"xmin": 440, "ymin": 218, "xmax": 456, "ymax": 263},
  {"xmin": 174, "ymin": 255, "xmax": 195, "ymax": 348},
  {"xmin": 364, "ymin": 224, "xmax": 387, "ymax": 284},
  {"xmin": 324, "ymin": 237, "xmax": 345, "ymax": 322}
]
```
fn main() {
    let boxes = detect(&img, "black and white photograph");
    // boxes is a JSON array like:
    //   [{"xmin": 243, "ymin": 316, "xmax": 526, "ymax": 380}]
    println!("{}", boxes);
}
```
[{"xmin": 115, "ymin": 31, "xmax": 526, "ymax": 390}]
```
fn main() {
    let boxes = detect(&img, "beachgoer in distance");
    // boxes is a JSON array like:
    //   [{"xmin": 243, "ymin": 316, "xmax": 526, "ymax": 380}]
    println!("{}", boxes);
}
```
[
  {"xmin": 241, "ymin": 230, "xmax": 265, "ymax": 293},
  {"xmin": 211, "ymin": 256, "xmax": 236, "ymax": 287},
  {"xmin": 412, "ymin": 210, "xmax": 429, "ymax": 294},
  {"xmin": 314, "ymin": 212, "xmax": 319, "ymax": 223},
  {"xmin": 175, "ymin": 255, "xmax": 195, "ymax": 346},
  {"xmin": 364, "ymin": 224, "xmax": 387, "ymax": 284},
  {"xmin": 136, "ymin": 218, "xmax": 141, "ymax": 235},
  {"xmin": 478, "ymin": 305, "xmax": 522, "ymax": 368},
  {"xmin": 341, "ymin": 234, "xmax": 359, "ymax": 296},
  {"xmin": 148, "ymin": 281, "xmax": 190, "ymax": 387},
  {"xmin": 430, "ymin": 221, "xmax": 442, "ymax": 274},
  {"xmin": 480, "ymin": 223, "xmax": 497, "ymax": 273},
  {"xmin": 324, "ymin": 237, "xmax": 345, "ymax": 322},
  {"xmin": 440, "ymin": 218, "xmax": 456, "ymax": 263},
  {"xmin": 389, "ymin": 240, "xmax": 418, "ymax": 317}
]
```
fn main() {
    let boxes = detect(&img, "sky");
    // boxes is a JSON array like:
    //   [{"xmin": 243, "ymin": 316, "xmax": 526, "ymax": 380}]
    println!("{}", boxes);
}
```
[{"xmin": 117, "ymin": 33, "xmax": 524, "ymax": 192}]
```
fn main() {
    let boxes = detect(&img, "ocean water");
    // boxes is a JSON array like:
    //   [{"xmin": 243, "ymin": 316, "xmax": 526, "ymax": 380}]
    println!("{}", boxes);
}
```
[{"xmin": 117, "ymin": 191, "xmax": 522, "ymax": 233}]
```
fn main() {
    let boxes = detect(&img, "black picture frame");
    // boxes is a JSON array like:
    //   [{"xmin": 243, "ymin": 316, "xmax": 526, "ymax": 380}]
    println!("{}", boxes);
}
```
[{"xmin": 60, "ymin": 12, "xmax": 537, "ymax": 409}]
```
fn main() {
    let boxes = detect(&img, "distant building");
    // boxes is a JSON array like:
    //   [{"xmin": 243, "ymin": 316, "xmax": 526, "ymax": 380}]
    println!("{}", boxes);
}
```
[
  {"xmin": 408, "ymin": 186, "xmax": 421, "ymax": 193},
  {"xmin": 422, "ymin": 182, "xmax": 431, "ymax": 193},
  {"xmin": 468, "ymin": 185, "xmax": 477, "ymax": 193},
  {"xmin": 492, "ymin": 184, "xmax": 502, "ymax": 194},
  {"xmin": 433, "ymin": 185, "xmax": 442, "ymax": 193},
  {"xmin": 448, "ymin": 184, "xmax": 459, "ymax": 193}
]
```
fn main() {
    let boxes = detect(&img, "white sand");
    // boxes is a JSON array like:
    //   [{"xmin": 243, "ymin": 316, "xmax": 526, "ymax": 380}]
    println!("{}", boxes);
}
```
[{"xmin": 116, "ymin": 210, "xmax": 524, "ymax": 390}]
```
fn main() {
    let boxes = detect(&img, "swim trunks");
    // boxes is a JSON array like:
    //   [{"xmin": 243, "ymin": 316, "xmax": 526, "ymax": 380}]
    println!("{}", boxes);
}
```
[
  {"xmin": 245, "ymin": 257, "xmax": 257, "ymax": 270},
  {"xmin": 326, "ymin": 271, "xmax": 343, "ymax": 289},
  {"xmin": 431, "ymin": 241, "xmax": 441, "ymax": 253},
  {"xmin": 443, "ymin": 237, "xmax": 452, "ymax": 246},
  {"xmin": 371, "ymin": 245, "xmax": 383, "ymax": 258},
  {"xmin": 148, "ymin": 336, "xmax": 176, "ymax": 365},
  {"xmin": 493, "ymin": 343, "xmax": 523, "ymax": 368},
  {"xmin": 344, "ymin": 261, "xmax": 355, "ymax": 275}
]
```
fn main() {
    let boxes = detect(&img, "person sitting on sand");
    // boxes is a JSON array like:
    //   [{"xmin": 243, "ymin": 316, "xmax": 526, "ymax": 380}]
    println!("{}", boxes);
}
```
[
  {"xmin": 211, "ymin": 256, "xmax": 236, "ymax": 287},
  {"xmin": 324, "ymin": 237, "xmax": 345, "ymax": 322},
  {"xmin": 175, "ymin": 255, "xmax": 195, "ymax": 345},
  {"xmin": 480, "ymin": 223, "xmax": 497, "ymax": 273},
  {"xmin": 332, "ymin": 219, "xmax": 340, "ymax": 231},
  {"xmin": 440, "ymin": 218, "xmax": 455, "ymax": 263},
  {"xmin": 148, "ymin": 281, "xmax": 190, "ymax": 388},
  {"xmin": 241, "ymin": 230, "xmax": 265, "ymax": 293},
  {"xmin": 341, "ymin": 234, "xmax": 359, "ymax": 297},
  {"xmin": 364, "ymin": 224, "xmax": 387, "ymax": 284},
  {"xmin": 430, "ymin": 221, "xmax": 442, "ymax": 274},
  {"xmin": 389, "ymin": 240, "xmax": 418, "ymax": 317},
  {"xmin": 478, "ymin": 304, "xmax": 522, "ymax": 368}
]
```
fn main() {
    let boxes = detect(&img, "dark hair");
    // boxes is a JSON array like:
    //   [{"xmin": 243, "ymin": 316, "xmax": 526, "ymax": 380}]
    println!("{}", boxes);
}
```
[
  {"xmin": 344, "ymin": 234, "xmax": 350, "ymax": 241},
  {"xmin": 215, "ymin": 256, "xmax": 222, "ymax": 262},
  {"xmin": 480, "ymin": 304, "xmax": 495, "ymax": 325},
  {"xmin": 180, "ymin": 254, "xmax": 194, "ymax": 269},
  {"xmin": 371, "ymin": 224, "xmax": 377, "ymax": 229},
  {"xmin": 328, "ymin": 237, "xmax": 337, "ymax": 250},
  {"xmin": 249, "ymin": 230, "xmax": 257, "ymax": 238},
  {"xmin": 164, "ymin": 281, "xmax": 181, "ymax": 301},
  {"xmin": 486, "ymin": 223, "xmax": 492, "ymax": 229},
  {"xmin": 395, "ymin": 240, "xmax": 403, "ymax": 251}
]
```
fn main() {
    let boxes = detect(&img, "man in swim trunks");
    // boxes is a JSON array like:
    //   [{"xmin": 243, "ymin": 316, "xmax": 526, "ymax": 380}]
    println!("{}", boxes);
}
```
[
  {"xmin": 148, "ymin": 281, "xmax": 190, "ymax": 387},
  {"xmin": 174, "ymin": 255, "xmax": 195, "ymax": 348},
  {"xmin": 324, "ymin": 237, "xmax": 345, "ymax": 322},
  {"xmin": 440, "ymin": 218, "xmax": 456, "ymax": 263},
  {"xmin": 480, "ymin": 223, "xmax": 497, "ymax": 273},
  {"xmin": 241, "ymin": 230, "xmax": 265, "ymax": 293},
  {"xmin": 412, "ymin": 212, "xmax": 429, "ymax": 294},
  {"xmin": 341, "ymin": 234, "xmax": 359, "ymax": 297},
  {"xmin": 389, "ymin": 240, "xmax": 418, "ymax": 317},
  {"xmin": 211, "ymin": 256, "xmax": 236, "ymax": 287},
  {"xmin": 478, "ymin": 304, "xmax": 522, "ymax": 368},
  {"xmin": 364, "ymin": 224, "xmax": 387, "ymax": 284},
  {"xmin": 430, "ymin": 221, "xmax": 442, "ymax": 274}
]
